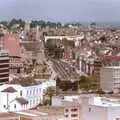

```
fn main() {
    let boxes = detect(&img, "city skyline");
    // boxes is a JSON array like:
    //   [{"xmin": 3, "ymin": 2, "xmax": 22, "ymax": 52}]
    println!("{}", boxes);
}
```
[{"xmin": 0, "ymin": 0, "xmax": 120, "ymax": 23}]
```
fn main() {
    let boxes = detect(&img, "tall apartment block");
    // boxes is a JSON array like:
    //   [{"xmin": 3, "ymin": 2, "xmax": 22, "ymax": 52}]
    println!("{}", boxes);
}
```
[
  {"xmin": 100, "ymin": 66, "xmax": 120, "ymax": 93},
  {"xmin": 0, "ymin": 50, "xmax": 9, "ymax": 83}
]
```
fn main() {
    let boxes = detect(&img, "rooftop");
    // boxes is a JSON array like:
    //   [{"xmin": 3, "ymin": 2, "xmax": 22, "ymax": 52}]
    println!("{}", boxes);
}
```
[
  {"xmin": 1, "ymin": 87, "xmax": 17, "ymax": 93},
  {"xmin": 36, "ymin": 106, "xmax": 64, "ymax": 116},
  {"xmin": 15, "ymin": 97, "xmax": 29, "ymax": 105},
  {"xmin": 9, "ymin": 77, "xmax": 41, "ymax": 87},
  {"xmin": 102, "ymin": 66, "xmax": 120, "ymax": 69},
  {"xmin": 91, "ymin": 96, "xmax": 120, "ymax": 107}
]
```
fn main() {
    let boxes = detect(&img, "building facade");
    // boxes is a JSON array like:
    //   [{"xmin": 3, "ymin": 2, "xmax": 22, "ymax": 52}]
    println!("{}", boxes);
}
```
[
  {"xmin": 86, "ymin": 97, "xmax": 120, "ymax": 120},
  {"xmin": 3, "ymin": 33, "xmax": 22, "ymax": 74},
  {"xmin": 0, "ymin": 79, "xmax": 56, "ymax": 112},
  {"xmin": 0, "ymin": 50, "xmax": 9, "ymax": 83},
  {"xmin": 100, "ymin": 66, "xmax": 120, "ymax": 93}
]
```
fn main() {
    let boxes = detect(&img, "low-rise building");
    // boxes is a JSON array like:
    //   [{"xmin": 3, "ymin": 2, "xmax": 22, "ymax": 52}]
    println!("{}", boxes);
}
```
[
  {"xmin": 52, "ymin": 94, "xmax": 120, "ymax": 120},
  {"xmin": 86, "ymin": 96, "xmax": 120, "ymax": 120},
  {"xmin": 52, "ymin": 94, "xmax": 95, "ymax": 120},
  {"xmin": 0, "ymin": 78, "xmax": 56, "ymax": 112}
]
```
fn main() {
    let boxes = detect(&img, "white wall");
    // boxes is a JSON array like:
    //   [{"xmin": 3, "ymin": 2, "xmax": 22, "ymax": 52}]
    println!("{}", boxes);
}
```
[
  {"xmin": 86, "ymin": 105, "xmax": 107, "ymax": 120},
  {"xmin": 86, "ymin": 105, "xmax": 120, "ymax": 120},
  {"xmin": 0, "ymin": 79, "xmax": 56, "ymax": 112},
  {"xmin": 0, "ymin": 84, "xmax": 25, "ymax": 112},
  {"xmin": 107, "ymin": 107, "xmax": 120, "ymax": 120},
  {"xmin": 25, "ymin": 84, "xmax": 42, "ymax": 109},
  {"xmin": 9, "ymin": 101, "xmax": 22, "ymax": 112}
]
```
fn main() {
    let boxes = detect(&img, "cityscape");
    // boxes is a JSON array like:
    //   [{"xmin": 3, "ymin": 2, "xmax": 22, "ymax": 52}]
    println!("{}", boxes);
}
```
[{"xmin": 1, "ymin": 0, "xmax": 120, "ymax": 120}]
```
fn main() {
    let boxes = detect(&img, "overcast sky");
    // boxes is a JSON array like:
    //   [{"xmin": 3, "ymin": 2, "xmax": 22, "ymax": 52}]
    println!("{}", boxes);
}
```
[{"xmin": 0, "ymin": 0, "xmax": 120, "ymax": 22}]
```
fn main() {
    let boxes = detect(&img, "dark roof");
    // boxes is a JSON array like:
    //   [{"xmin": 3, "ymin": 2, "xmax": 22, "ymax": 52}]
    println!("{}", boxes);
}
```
[
  {"xmin": 15, "ymin": 97, "xmax": 28, "ymax": 105},
  {"xmin": 1, "ymin": 87, "xmax": 17, "ymax": 93},
  {"xmin": 9, "ymin": 77, "xmax": 39, "ymax": 87}
]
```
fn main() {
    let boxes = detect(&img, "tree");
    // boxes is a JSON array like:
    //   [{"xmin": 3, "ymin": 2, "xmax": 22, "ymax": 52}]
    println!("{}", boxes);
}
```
[
  {"xmin": 79, "ymin": 75, "xmax": 100, "ymax": 91},
  {"xmin": 45, "ymin": 43, "xmax": 64, "ymax": 59},
  {"xmin": 44, "ymin": 87, "xmax": 56, "ymax": 105},
  {"xmin": 8, "ymin": 18, "xmax": 25, "ymax": 29},
  {"xmin": 56, "ymin": 22, "xmax": 62, "ymax": 28},
  {"xmin": 90, "ymin": 22, "xmax": 96, "ymax": 26},
  {"xmin": 79, "ymin": 76, "xmax": 90, "ymax": 91}
]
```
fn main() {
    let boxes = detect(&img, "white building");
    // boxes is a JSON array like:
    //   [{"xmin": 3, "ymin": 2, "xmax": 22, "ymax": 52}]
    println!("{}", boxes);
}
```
[
  {"xmin": 100, "ymin": 66, "xmax": 120, "ymax": 93},
  {"xmin": 52, "ymin": 94, "xmax": 120, "ymax": 120},
  {"xmin": 52, "ymin": 94, "xmax": 95, "ymax": 120},
  {"xmin": 86, "ymin": 96, "xmax": 120, "ymax": 120},
  {"xmin": 0, "ymin": 79, "xmax": 56, "ymax": 112}
]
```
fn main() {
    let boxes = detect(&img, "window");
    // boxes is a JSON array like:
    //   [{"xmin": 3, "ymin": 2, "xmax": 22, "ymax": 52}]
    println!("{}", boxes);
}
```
[
  {"xmin": 14, "ymin": 104, "xmax": 16, "ymax": 109},
  {"xmin": 71, "ymin": 108, "xmax": 78, "ymax": 112},
  {"xmin": 65, "ymin": 115, "xmax": 68, "ymax": 117},
  {"xmin": 33, "ymin": 99, "xmax": 35, "ymax": 104},
  {"xmin": 27, "ymin": 90, "xmax": 29, "ymax": 95},
  {"xmin": 65, "ymin": 109, "xmax": 68, "ymax": 112},
  {"xmin": 89, "ymin": 107, "xmax": 91, "ymax": 112},
  {"xmin": 20, "ymin": 90, "xmax": 22, "ymax": 96},
  {"xmin": 30, "ymin": 100, "xmax": 32, "ymax": 106},
  {"xmin": 36, "ymin": 89, "xmax": 38, "ymax": 94},
  {"xmin": 3, "ymin": 105, "xmax": 6, "ymax": 108},
  {"xmin": 71, "ymin": 114, "xmax": 78, "ymax": 117},
  {"xmin": 33, "ymin": 89, "xmax": 35, "ymax": 94},
  {"xmin": 39, "ymin": 89, "xmax": 41, "ymax": 93},
  {"xmin": 30, "ymin": 90, "xmax": 32, "ymax": 95}
]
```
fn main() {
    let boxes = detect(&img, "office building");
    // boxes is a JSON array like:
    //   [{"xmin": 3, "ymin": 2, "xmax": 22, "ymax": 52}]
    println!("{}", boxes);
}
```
[
  {"xmin": 100, "ymin": 66, "xmax": 120, "ymax": 93},
  {"xmin": 0, "ymin": 50, "xmax": 9, "ymax": 83}
]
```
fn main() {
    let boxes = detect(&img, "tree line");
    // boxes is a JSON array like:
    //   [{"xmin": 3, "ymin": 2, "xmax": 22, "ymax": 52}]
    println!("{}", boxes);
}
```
[{"xmin": 0, "ymin": 18, "xmax": 94, "ymax": 29}]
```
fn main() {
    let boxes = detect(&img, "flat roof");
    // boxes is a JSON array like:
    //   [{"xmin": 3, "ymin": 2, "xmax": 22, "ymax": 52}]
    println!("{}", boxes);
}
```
[
  {"xmin": 102, "ymin": 66, "xmax": 120, "ymax": 69},
  {"xmin": 35, "ymin": 106, "xmax": 64, "ymax": 116},
  {"xmin": 92, "ymin": 97, "xmax": 120, "ymax": 107}
]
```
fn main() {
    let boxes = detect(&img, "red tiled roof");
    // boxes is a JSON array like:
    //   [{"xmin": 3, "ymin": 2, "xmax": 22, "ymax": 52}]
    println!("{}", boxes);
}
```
[{"xmin": 4, "ymin": 34, "xmax": 20, "ymax": 57}]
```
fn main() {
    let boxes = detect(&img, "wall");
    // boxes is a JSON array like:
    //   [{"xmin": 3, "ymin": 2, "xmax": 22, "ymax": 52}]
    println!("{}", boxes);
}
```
[{"xmin": 86, "ymin": 105, "xmax": 107, "ymax": 120}]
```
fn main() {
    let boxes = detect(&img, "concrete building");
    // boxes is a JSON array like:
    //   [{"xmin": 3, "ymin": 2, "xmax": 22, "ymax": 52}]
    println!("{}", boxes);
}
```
[
  {"xmin": 86, "ymin": 96, "xmax": 120, "ymax": 120},
  {"xmin": 63, "ymin": 101, "xmax": 81, "ymax": 120},
  {"xmin": 52, "ymin": 94, "xmax": 120, "ymax": 120},
  {"xmin": 100, "ymin": 66, "xmax": 120, "ymax": 93},
  {"xmin": 52, "ymin": 94, "xmax": 96, "ymax": 120},
  {"xmin": 3, "ymin": 33, "xmax": 22, "ymax": 73},
  {"xmin": 0, "ymin": 50, "xmax": 9, "ymax": 83}
]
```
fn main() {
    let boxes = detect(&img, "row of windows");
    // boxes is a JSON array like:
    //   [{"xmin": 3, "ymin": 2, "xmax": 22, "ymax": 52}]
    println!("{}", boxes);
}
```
[
  {"xmin": 10, "ymin": 58, "xmax": 20, "ymax": 62},
  {"xmin": 0, "ymin": 64, "xmax": 9, "ymax": 68},
  {"xmin": 65, "ymin": 114, "xmax": 78, "ymax": 117},
  {"xmin": 0, "ymin": 60, "xmax": 9, "ymax": 63},
  {"xmin": 29, "ymin": 98, "xmax": 41, "ymax": 106},
  {"xmin": 3, "ymin": 98, "xmax": 41, "ymax": 110},
  {"xmin": 0, "ymin": 69, "xmax": 9, "ymax": 73},
  {"xmin": 27, "ymin": 88, "xmax": 41, "ymax": 96},
  {"xmin": 65, "ymin": 108, "xmax": 78, "ymax": 112},
  {"xmin": 0, "ymin": 74, "xmax": 9, "ymax": 77}
]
